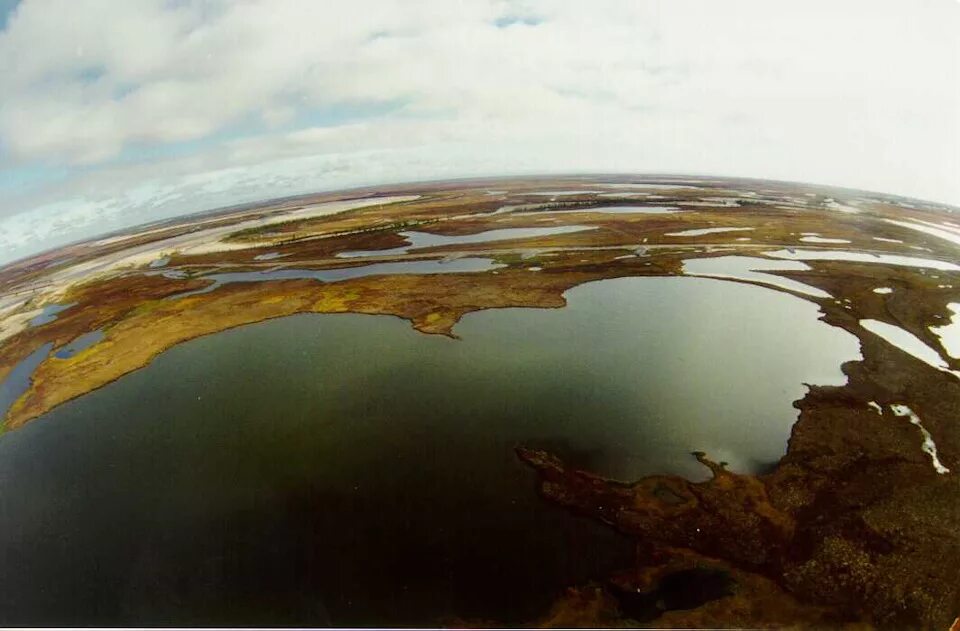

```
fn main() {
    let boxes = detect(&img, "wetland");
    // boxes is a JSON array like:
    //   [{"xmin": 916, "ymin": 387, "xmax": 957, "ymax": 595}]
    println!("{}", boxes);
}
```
[{"xmin": 0, "ymin": 175, "xmax": 957, "ymax": 628}]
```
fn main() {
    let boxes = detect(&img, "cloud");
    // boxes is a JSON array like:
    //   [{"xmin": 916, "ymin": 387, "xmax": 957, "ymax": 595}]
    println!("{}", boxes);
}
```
[{"xmin": 0, "ymin": 0, "xmax": 958, "ymax": 264}]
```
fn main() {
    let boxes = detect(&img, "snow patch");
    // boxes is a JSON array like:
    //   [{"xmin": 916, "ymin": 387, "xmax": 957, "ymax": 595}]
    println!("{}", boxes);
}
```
[{"xmin": 889, "ymin": 404, "xmax": 950, "ymax": 474}]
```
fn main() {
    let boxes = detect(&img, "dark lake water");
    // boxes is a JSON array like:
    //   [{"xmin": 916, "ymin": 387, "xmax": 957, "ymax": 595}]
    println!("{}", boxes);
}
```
[{"xmin": 0, "ymin": 276, "xmax": 861, "ymax": 626}]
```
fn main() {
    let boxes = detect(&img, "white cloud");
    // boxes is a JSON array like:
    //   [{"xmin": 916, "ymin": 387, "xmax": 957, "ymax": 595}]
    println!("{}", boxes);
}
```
[{"xmin": 0, "ymin": 0, "xmax": 958, "ymax": 264}]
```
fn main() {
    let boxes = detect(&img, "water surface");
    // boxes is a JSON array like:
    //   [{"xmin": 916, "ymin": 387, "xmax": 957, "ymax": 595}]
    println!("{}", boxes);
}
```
[
  {"xmin": 0, "ymin": 343, "xmax": 52, "ymax": 418},
  {"xmin": 169, "ymin": 258, "xmax": 505, "ymax": 299},
  {"xmin": 338, "ymin": 226, "xmax": 595, "ymax": 258},
  {"xmin": 518, "ymin": 206, "xmax": 681, "ymax": 215},
  {"xmin": 0, "ymin": 276, "xmax": 860, "ymax": 626},
  {"xmin": 54, "ymin": 330, "xmax": 106, "ymax": 359},
  {"xmin": 29, "ymin": 302, "xmax": 76, "ymax": 327}
]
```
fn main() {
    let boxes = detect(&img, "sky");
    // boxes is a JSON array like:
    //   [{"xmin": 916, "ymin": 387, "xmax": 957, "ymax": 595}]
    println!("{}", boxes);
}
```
[{"xmin": 0, "ymin": 0, "xmax": 958, "ymax": 265}]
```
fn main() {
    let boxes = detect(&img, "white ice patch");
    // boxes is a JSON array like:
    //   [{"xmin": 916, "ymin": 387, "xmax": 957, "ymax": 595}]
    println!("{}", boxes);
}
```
[
  {"xmin": 597, "ymin": 192, "xmax": 649, "ymax": 199},
  {"xmin": 665, "ymin": 227, "xmax": 753, "ymax": 237},
  {"xmin": 519, "ymin": 205, "xmax": 680, "ymax": 215},
  {"xmin": 873, "ymin": 237, "xmax": 904, "ymax": 244},
  {"xmin": 682, "ymin": 256, "xmax": 831, "ymax": 298},
  {"xmin": 253, "ymin": 251, "xmax": 289, "ymax": 261},
  {"xmin": 872, "ymin": 287, "xmax": 893, "ymax": 295},
  {"xmin": 823, "ymin": 198, "xmax": 860, "ymax": 214},
  {"xmin": 677, "ymin": 200, "xmax": 743, "ymax": 208},
  {"xmin": 889, "ymin": 404, "xmax": 950, "ymax": 474},
  {"xmin": 525, "ymin": 190, "xmax": 602, "ymax": 196},
  {"xmin": 598, "ymin": 183, "xmax": 699, "ymax": 190},
  {"xmin": 860, "ymin": 319, "xmax": 960, "ymax": 379},
  {"xmin": 527, "ymin": 266, "xmax": 542, "ymax": 271},
  {"xmin": 931, "ymin": 303, "xmax": 960, "ymax": 360},
  {"xmin": 766, "ymin": 249, "xmax": 960, "ymax": 272},
  {"xmin": 886, "ymin": 219, "xmax": 960, "ymax": 248},
  {"xmin": 0, "ymin": 305, "xmax": 44, "ymax": 345},
  {"xmin": 799, "ymin": 236, "xmax": 851, "ymax": 244},
  {"xmin": 867, "ymin": 401, "xmax": 883, "ymax": 414}
]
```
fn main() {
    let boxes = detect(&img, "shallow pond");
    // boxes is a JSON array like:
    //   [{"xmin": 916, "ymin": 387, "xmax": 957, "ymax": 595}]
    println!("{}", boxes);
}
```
[
  {"xmin": 337, "ymin": 226, "xmax": 595, "ymax": 258},
  {"xmin": 169, "ymin": 257, "xmax": 505, "ymax": 299},
  {"xmin": 0, "ymin": 276, "xmax": 861, "ymax": 626},
  {"xmin": 53, "ymin": 329, "xmax": 105, "ymax": 359},
  {"xmin": 517, "ymin": 205, "xmax": 682, "ymax": 215},
  {"xmin": 0, "ymin": 342, "xmax": 53, "ymax": 418},
  {"xmin": 28, "ymin": 302, "xmax": 76, "ymax": 327}
]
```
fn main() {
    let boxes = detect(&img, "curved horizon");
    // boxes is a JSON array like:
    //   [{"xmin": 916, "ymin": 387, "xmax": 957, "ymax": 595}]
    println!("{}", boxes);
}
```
[
  {"xmin": 2, "ymin": 171, "xmax": 958, "ymax": 269},
  {"xmin": 0, "ymin": 0, "xmax": 957, "ymax": 266}
]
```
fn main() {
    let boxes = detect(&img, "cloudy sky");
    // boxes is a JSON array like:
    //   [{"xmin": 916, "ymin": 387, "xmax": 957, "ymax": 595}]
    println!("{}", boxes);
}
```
[{"xmin": 0, "ymin": 0, "xmax": 957, "ymax": 264}]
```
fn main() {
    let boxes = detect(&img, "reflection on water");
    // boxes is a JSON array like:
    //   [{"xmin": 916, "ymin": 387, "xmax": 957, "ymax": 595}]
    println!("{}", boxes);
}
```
[
  {"xmin": 0, "ymin": 277, "xmax": 860, "ymax": 626},
  {"xmin": 338, "ymin": 226, "xmax": 596, "ymax": 258},
  {"xmin": 169, "ymin": 257, "xmax": 505, "ymax": 299}
]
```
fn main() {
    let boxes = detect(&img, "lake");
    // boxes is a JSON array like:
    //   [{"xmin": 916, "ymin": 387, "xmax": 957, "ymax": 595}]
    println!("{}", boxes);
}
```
[{"xmin": 0, "ymin": 275, "xmax": 861, "ymax": 625}]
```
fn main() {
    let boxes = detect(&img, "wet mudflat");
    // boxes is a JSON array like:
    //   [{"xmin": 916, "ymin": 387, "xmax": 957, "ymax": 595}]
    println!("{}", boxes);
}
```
[{"xmin": 0, "ymin": 276, "xmax": 860, "ymax": 625}]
